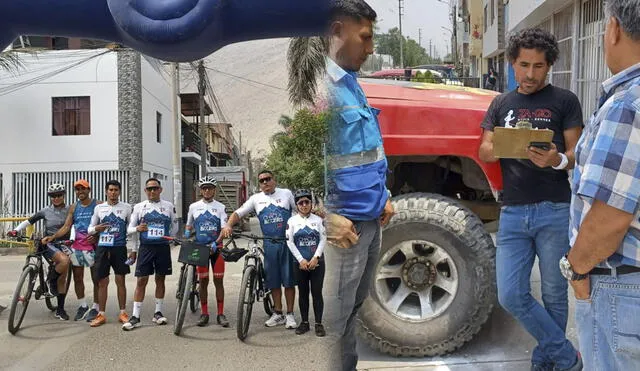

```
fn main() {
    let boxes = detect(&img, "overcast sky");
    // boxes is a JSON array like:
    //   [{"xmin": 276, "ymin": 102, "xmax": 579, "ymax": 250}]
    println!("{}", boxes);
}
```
[{"xmin": 366, "ymin": 0, "xmax": 453, "ymax": 59}]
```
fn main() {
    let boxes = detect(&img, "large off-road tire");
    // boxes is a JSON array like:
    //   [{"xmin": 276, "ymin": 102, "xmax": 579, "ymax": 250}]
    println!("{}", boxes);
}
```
[{"xmin": 357, "ymin": 193, "xmax": 496, "ymax": 357}]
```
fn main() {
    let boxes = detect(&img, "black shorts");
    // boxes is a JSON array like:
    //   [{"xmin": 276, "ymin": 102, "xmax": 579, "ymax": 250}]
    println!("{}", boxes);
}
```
[
  {"xmin": 95, "ymin": 245, "xmax": 130, "ymax": 280},
  {"xmin": 135, "ymin": 244, "xmax": 172, "ymax": 277}
]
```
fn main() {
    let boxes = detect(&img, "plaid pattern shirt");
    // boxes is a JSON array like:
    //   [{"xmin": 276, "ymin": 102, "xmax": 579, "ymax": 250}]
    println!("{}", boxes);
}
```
[{"xmin": 570, "ymin": 62, "xmax": 640, "ymax": 268}]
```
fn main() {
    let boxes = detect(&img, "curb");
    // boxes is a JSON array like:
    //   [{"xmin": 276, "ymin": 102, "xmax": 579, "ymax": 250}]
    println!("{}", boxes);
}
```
[{"xmin": 0, "ymin": 247, "xmax": 28, "ymax": 256}]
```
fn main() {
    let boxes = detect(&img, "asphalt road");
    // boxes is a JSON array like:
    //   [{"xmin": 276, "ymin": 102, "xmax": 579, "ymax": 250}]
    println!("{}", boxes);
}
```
[{"xmin": 0, "ymin": 227, "xmax": 579, "ymax": 371}]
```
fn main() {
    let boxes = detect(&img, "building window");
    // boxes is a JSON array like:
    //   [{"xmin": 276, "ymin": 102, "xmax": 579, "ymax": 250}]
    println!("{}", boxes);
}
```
[
  {"xmin": 484, "ymin": 5, "xmax": 488, "ymax": 32},
  {"xmin": 52, "ymin": 96, "xmax": 90, "ymax": 136},
  {"xmin": 156, "ymin": 111, "xmax": 162, "ymax": 143}
]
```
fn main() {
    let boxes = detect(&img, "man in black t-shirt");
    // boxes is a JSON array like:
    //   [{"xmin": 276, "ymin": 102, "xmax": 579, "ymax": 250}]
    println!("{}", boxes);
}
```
[{"xmin": 479, "ymin": 28, "xmax": 584, "ymax": 371}]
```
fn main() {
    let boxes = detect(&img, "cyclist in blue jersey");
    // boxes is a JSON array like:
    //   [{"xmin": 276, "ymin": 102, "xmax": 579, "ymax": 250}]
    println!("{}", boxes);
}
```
[
  {"xmin": 186, "ymin": 176, "xmax": 230, "ymax": 328},
  {"xmin": 220, "ymin": 170, "xmax": 298, "ymax": 329},
  {"xmin": 122, "ymin": 178, "xmax": 178, "ymax": 331},
  {"xmin": 44, "ymin": 179, "xmax": 102, "ymax": 322},
  {"xmin": 87, "ymin": 180, "xmax": 132, "ymax": 327}
]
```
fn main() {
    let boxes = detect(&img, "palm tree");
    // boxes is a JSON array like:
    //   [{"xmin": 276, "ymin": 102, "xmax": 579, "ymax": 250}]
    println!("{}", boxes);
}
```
[
  {"xmin": 269, "ymin": 114, "xmax": 294, "ymax": 148},
  {"xmin": 0, "ymin": 49, "xmax": 25, "ymax": 73},
  {"xmin": 286, "ymin": 37, "xmax": 328, "ymax": 107}
]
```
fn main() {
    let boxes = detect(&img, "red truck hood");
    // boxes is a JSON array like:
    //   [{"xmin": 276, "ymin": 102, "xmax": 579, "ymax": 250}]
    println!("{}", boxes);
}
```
[{"xmin": 359, "ymin": 78, "xmax": 503, "ymax": 195}]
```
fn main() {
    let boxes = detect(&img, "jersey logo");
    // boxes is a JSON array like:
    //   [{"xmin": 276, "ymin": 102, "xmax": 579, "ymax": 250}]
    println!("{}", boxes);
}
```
[{"xmin": 504, "ymin": 110, "xmax": 515, "ymax": 128}]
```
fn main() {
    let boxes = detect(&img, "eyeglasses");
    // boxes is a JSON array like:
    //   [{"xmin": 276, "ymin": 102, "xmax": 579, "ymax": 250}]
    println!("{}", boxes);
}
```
[
  {"xmin": 50, "ymin": 194, "xmax": 64, "ymax": 199},
  {"xmin": 145, "ymin": 186, "xmax": 160, "ymax": 191},
  {"xmin": 258, "ymin": 177, "xmax": 272, "ymax": 184},
  {"xmin": 297, "ymin": 200, "xmax": 311, "ymax": 206}
]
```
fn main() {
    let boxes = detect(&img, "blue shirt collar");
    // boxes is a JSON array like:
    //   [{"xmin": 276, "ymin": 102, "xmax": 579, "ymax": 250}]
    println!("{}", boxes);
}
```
[
  {"xmin": 602, "ymin": 62, "xmax": 640, "ymax": 95},
  {"xmin": 326, "ymin": 57, "xmax": 358, "ymax": 83}
]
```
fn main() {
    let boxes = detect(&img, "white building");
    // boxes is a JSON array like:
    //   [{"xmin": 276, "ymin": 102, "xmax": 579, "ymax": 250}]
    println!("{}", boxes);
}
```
[{"xmin": 0, "ymin": 48, "xmax": 176, "ymax": 217}]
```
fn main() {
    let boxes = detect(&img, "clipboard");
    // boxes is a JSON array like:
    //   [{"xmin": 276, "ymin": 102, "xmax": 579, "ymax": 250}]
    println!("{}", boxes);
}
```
[{"xmin": 493, "ymin": 127, "xmax": 554, "ymax": 159}]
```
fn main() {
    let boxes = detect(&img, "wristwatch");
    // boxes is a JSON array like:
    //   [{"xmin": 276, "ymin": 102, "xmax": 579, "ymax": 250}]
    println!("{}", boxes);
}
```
[{"xmin": 559, "ymin": 254, "xmax": 588, "ymax": 281}]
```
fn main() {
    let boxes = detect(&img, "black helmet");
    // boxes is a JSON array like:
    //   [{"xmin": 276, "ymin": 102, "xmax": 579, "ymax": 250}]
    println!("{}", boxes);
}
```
[
  {"xmin": 220, "ymin": 246, "xmax": 248, "ymax": 262},
  {"xmin": 294, "ymin": 189, "xmax": 312, "ymax": 203}
]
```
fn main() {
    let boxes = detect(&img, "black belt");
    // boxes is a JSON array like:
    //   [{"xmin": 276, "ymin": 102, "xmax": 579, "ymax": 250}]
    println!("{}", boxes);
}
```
[{"xmin": 590, "ymin": 265, "xmax": 640, "ymax": 276}]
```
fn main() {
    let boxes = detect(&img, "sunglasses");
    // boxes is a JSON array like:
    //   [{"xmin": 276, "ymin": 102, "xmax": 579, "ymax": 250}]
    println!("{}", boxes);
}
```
[
  {"xmin": 50, "ymin": 194, "xmax": 64, "ymax": 199},
  {"xmin": 297, "ymin": 200, "xmax": 311, "ymax": 206},
  {"xmin": 145, "ymin": 186, "xmax": 160, "ymax": 191},
  {"xmin": 258, "ymin": 177, "xmax": 272, "ymax": 184},
  {"xmin": 201, "ymin": 186, "xmax": 215, "ymax": 191}
]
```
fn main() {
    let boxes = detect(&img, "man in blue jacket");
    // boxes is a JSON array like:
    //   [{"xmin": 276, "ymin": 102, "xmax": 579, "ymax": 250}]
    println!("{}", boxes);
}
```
[{"xmin": 323, "ymin": 1, "xmax": 394, "ymax": 370}]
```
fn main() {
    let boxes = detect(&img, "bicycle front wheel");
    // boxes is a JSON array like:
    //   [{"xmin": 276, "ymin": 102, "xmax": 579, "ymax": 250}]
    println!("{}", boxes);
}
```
[
  {"xmin": 236, "ymin": 264, "xmax": 257, "ymax": 341},
  {"xmin": 189, "ymin": 274, "xmax": 200, "ymax": 313},
  {"xmin": 8, "ymin": 265, "xmax": 37, "ymax": 334},
  {"xmin": 174, "ymin": 265, "xmax": 194, "ymax": 336}
]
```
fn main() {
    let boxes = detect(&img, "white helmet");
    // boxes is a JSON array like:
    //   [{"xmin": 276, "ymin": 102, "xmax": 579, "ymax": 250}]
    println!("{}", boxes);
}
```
[
  {"xmin": 198, "ymin": 176, "xmax": 218, "ymax": 188},
  {"xmin": 47, "ymin": 183, "xmax": 65, "ymax": 195}
]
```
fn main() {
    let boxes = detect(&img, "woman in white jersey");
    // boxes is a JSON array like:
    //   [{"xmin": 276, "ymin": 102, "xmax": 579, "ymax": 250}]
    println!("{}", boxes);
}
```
[{"xmin": 286, "ymin": 189, "xmax": 326, "ymax": 336}]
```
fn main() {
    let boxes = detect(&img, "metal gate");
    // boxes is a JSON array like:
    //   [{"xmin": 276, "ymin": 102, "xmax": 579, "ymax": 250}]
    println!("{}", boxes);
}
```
[
  {"xmin": 12, "ymin": 170, "xmax": 130, "ymax": 217},
  {"xmin": 576, "ymin": 0, "xmax": 611, "ymax": 118}
]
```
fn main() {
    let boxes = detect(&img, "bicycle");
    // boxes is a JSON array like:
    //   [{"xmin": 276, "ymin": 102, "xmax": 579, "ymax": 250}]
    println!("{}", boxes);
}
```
[
  {"xmin": 222, "ymin": 233, "xmax": 285, "ymax": 341},
  {"xmin": 7, "ymin": 237, "xmax": 73, "ymax": 335},
  {"xmin": 163, "ymin": 236, "xmax": 211, "ymax": 336}
]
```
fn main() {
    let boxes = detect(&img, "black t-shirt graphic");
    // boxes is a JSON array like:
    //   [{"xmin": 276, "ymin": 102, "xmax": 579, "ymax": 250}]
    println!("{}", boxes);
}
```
[{"xmin": 481, "ymin": 84, "xmax": 583, "ymax": 205}]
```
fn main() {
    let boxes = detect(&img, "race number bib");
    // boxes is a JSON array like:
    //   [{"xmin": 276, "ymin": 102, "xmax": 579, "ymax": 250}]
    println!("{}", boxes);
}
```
[
  {"xmin": 99, "ymin": 233, "xmax": 114, "ymax": 246},
  {"xmin": 147, "ymin": 224, "xmax": 165, "ymax": 239}
]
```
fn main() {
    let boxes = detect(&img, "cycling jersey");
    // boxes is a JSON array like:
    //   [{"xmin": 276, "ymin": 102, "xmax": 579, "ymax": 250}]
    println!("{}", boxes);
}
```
[
  {"xmin": 286, "ymin": 213, "xmax": 326, "ymax": 262},
  {"xmin": 88, "ymin": 202, "xmax": 132, "ymax": 247},
  {"xmin": 72, "ymin": 199, "xmax": 99, "ymax": 251},
  {"xmin": 27, "ymin": 205, "xmax": 69, "ymax": 237},
  {"xmin": 186, "ymin": 199, "xmax": 227, "ymax": 247},
  {"xmin": 236, "ymin": 188, "xmax": 296, "ymax": 238},
  {"xmin": 128, "ymin": 199, "xmax": 178, "ymax": 246}
]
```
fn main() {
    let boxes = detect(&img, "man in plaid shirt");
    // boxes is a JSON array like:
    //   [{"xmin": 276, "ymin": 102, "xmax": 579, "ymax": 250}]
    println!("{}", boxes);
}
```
[{"xmin": 562, "ymin": 1, "xmax": 640, "ymax": 369}]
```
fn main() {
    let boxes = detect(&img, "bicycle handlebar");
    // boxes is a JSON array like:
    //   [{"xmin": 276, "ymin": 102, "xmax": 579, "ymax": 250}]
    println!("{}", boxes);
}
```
[{"xmin": 229, "ymin": 233, "xmax": 286, "ymax": 242}]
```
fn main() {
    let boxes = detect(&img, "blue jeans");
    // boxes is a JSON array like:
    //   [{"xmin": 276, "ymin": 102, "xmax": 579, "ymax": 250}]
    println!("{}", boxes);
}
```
[
  {"xmin": 497, "ymin": 201, "xmax": 577, "ymax": 369},
  {"xmin": 576, "ymin": 271, "xmax": 640, "ymax": 371}
]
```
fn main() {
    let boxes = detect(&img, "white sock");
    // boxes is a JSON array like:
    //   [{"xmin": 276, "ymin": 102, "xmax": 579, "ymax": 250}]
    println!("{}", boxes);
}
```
[
  {"xmin": 79, "ymin": 298, "xmax": 88, "ymax": 308},
  {"xmin": 92, "ymin": 303, "xmax": 99, "ymax": 310},
  {"xmin": 120, "ymin": 309, "xmax": 126, "ymax": 314},
  {"xmin": 155, "ymin": 298, "xmax": 164, "ymax": 313},
  {"xmin": 133, "ymin": 302, "xmax": 142, "ymax": 318},
  {"xmin": 98, "ymin": 311, "xmax": 105, "ymax": 315}
]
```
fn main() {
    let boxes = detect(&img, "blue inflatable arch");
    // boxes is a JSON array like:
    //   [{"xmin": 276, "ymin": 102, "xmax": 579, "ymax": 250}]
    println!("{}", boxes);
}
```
[{"xmin": 0, "ymin": 0, "xmax": 330, "ymax": 61}]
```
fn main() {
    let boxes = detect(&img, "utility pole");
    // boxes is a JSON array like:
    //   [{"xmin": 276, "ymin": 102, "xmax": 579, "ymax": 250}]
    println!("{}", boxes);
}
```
[
  {"xmin": 398, "ymin": 0, "xmax": 404, "ymax": 68},
  {"xmin": 419, "ymin": 28, "xmax": 422, "ymax": 47},
  {"xmin": 429, "ymin": 39, "xmax": 433, "ymax": 60},
  {"xmin": 170, "ymin": 62, "xmax": 182, "ymax": 220},
  {"xmin": 453, "ymin": 4, "xmax": 458, "ymax": 70},
  {"xmin": 198, "ymin": 60, "xmax": 207, "ymax": 178}
]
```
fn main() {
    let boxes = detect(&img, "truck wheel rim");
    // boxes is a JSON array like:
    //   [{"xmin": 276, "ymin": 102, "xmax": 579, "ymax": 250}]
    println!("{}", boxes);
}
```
[{"xmin": 374, "ymin": 240, "xmax": 459, "ymax": 321}]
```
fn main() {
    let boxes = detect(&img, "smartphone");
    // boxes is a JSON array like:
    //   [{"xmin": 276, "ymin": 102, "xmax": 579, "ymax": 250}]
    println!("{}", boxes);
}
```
[{"xmin": 529, "ymin": 141, "xmax": 551, "ymax": 151}]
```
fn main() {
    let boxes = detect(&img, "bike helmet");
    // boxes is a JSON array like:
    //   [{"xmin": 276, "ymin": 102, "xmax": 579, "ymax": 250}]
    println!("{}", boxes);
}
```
[
  {"xmin": 220, "ymin": 246, "xmax": 248, "ymax": 262},
  {"xmin": 47, "ymin": 183, "xmax": 65, "ymax": 195},
  {"xmin": 198, "ymin": 175, "xmax": 218, "ymax": 188},
  {"xmin": 294, "ymin": 189, "xmax": 312, "ymax": 203}
]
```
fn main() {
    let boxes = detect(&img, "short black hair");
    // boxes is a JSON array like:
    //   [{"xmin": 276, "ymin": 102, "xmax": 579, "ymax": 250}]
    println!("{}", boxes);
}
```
[
  {"xmin": 105, "ymin": 180, "xmax": 121, "ymax": 191},
  {"xmin": 330, "ymin": 0, "xmax": 377, "ymax": 23},
  {"xmin": 258, "ymin": 170, "xmax": 274, "ymax": 178},
  {"xmin": 507, "ymin": 28, "xmax": 559, "ymax": 65},
  {"xmin": 145, "ymin": 177, "xmax": 161, "ymax": 187}
]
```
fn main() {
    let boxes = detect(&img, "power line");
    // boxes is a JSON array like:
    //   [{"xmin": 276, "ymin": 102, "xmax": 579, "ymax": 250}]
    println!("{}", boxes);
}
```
[{"xmin": 204, "ymin": 66, "xmax": 287, "ymax": 92}]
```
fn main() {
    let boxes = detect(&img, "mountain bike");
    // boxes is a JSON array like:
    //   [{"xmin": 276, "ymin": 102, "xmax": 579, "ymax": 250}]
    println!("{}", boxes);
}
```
[
  {"xmin": 8, "ymin": 237, "xmax": 73, "ymax": 334},
  {"xmin": 223, "ymin": 233, "xmax": 285, "ymax": 341},
  {"xmin": 163, "ymin": 236, "xmax": 210, "ymax": 336}
]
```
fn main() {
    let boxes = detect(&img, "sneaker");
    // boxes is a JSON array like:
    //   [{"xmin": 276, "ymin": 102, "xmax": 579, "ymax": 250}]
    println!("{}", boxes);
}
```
[
  {"xmin": 55, "ymin": 309, "xmax": 69, "ymax": 321},
  {"xmin": 315, "ymin": 323, "xmax": 326, "ymax": 337},
  {"xmin": 216, "ymin": 314, "xmax": 229, "ymax": 328},
  {"xmin": 74, "ymin": 306, "xmax": 89, "ymax": 321},
  {"xmin": 90, "ymin": 313, "xmax": 106, "ymax": 327},
  {"xmin": 553, "ymin": 352, "xmax": 583, "ymax": 371},
  {"xmin": 295, "ymin": 321, "xmax": 310, "ymax": 335},
  {"xmin": 85, "ymin": 308, "xmax": 99, "ymax": 322},
  {"xmin": 197, "ymin": 314, "xmax": 210, "ymax": 327},
  {"xmin": 285, "ymin": 313, "xmax": 297, "ymax": 329},
  {"xmin": 118, "ymin": 312, "xmax": 129, "ymax": 324},
  {"xmin": 152, "ymin": 311, "xmax": 167, "ymax": 325},
  {"xmin": 122, "ymin": 316, "xmax": 140, "ymax": 331},
  {"xmin": 264, "ymin": 313, "xmax": 286, "ymax": 327}
]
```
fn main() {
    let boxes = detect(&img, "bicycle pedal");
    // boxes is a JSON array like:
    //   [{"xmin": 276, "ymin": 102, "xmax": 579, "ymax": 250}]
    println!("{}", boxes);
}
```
[
  {"xmin": 44, "ymin": 291, "xmax": 56, "ymax": 298},
  {"xmin": 34, "ymin": 285, "xmax": 44, "ymax": 300}
]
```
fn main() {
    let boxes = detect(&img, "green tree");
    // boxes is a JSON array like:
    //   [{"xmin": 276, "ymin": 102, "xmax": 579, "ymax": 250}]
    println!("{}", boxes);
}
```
[
  {"xmin": 375, "ymin": 27, "xmax": 434, "ymax": 68},
  {"xmin": 266, "ymin": 109, "xmax": 328, "ymax": 193}
]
